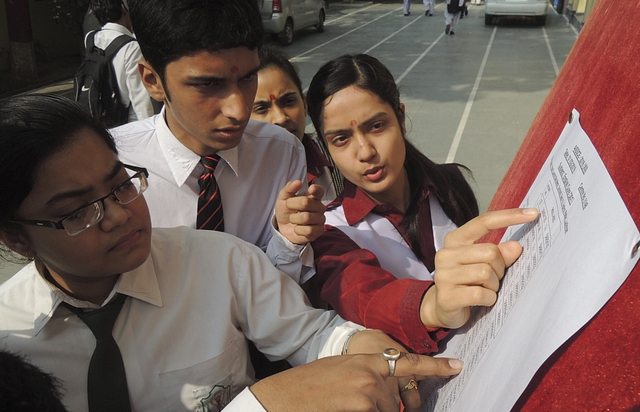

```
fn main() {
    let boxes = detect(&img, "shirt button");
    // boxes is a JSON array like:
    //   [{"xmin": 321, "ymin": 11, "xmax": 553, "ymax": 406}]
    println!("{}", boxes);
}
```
[{"xmin": 423, "ymin": 340, "xmax": 432, "ymax": 349}]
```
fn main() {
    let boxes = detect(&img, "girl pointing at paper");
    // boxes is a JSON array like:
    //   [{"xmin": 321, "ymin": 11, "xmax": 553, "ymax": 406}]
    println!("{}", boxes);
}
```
[{"xmin": 307, "ymin": 54, "xmax": 539, "ymax": 354}]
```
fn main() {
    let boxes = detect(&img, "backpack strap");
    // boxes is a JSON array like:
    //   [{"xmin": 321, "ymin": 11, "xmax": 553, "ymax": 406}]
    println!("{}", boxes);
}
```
[
  {"xmin": 103, "ymin": 34, "xmax": 135, "ymax": 61},
  {"xmin": 85, "ymin": 31, "xmax": 97, "ymax": 53}
]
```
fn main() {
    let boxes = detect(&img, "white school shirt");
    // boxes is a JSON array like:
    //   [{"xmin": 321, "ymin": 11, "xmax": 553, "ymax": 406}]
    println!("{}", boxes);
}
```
[
  {"xmin": 112, "ymin": 113, "xmax": 314, "ymax": 284},
  {"xmin": 324, "ymin": 195, "xmax": 458, "ymax": 280},
  {"xmin": 90, "ymin": 23, "xmax": 154, "ymax": 122},
  {"xmin": 0, "ymin": 227, "xmax": 361, "ymax": 412}
]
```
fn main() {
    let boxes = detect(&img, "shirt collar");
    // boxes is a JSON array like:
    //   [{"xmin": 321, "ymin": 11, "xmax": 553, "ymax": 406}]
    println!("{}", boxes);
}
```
[
  {"xmin": 101, "ymin": 22, "xmax": 134, "ymax": 37},
  {"xmin": 117, "ymin": 254, "xmax": 163, "ymax": 308},
  {"xmin": 338, "ymin": 179, "xmax": 439, "ymax": 226},
  {"xmin": 32, "ymin": 254, "xmax": 163, "ymax": 336},
  {"xmin": 155, "ymin": 107, "xmax": 240, "ymax": 186},
  {"xmin": 302, "ymin": 135, "xmax": 332, "ymax": 168},
  {"xmin": 338, "ymin": 181, "xmax": 380, "ymax": 225}
]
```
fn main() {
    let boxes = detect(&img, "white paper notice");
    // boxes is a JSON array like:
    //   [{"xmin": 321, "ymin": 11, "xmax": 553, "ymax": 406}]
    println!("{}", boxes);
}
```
[{"xmin": 421, "ymin": 109, "xmax": 640, "ymax": 412}]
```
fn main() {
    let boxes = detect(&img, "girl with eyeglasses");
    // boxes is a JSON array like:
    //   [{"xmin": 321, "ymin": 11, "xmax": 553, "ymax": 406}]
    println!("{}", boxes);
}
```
[{"xmin": 0, "ymin": 94, "xmax": 464, "ymax": 412}]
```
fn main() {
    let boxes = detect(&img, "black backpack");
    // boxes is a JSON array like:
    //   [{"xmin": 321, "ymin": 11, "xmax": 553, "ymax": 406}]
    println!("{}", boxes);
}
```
[{"xmin": 73, "ymin": 31, "xmax": 134, "ymax": 128}]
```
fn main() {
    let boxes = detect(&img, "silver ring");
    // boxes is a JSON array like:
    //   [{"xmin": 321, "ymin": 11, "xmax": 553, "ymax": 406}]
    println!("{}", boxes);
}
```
[{"xmin": 382, "ymin": 347, "xmax": 401, "ymax": 377}]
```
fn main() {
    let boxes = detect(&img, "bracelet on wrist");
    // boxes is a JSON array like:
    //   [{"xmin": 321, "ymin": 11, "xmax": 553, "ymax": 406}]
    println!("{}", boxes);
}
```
[{"xmin": 341, "ymin": 329, "xmax": 364, "ymax": 355}]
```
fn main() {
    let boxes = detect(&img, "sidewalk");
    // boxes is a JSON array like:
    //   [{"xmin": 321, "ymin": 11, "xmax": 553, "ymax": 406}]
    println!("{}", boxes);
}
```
[
  {"xmin": 26, "ymin": 78, "xmax": 75, "ymax": 98},
  {"xmin": 0, "ymin": 54, "xmax": 79, "ymax": 99},
  {"xmin": 0, "ymin": 261, "xmax": 23, "ymax": 285}
]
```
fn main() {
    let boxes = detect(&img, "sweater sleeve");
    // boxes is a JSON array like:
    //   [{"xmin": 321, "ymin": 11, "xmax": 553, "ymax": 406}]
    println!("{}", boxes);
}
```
[{"xmin": 311, "ymin": 226, "xmax": 449, "ymax": 354}]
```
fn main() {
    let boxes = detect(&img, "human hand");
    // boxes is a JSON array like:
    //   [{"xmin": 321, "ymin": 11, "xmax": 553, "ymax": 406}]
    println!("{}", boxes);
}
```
[
  {"xmin": 275, "ymin": 180, "xmax": 326, "ymax": 245},
  {"xmin": 250, "ymin": 351, "xmax": 463, "ymax": 412},
  {"xmin": 344, "ymin": 330, "xmax": 424, "ymax": 412},
  {"xmin": 420, "ymin": 208, "xmax": 539, "ymax": 329}
]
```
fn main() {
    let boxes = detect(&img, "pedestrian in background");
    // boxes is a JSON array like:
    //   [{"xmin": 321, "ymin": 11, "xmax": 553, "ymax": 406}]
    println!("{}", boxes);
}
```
[
  {"xmin": 88, "ymin": 0, "xmax": 154, "ymax": 122},
  {"xmin": 445, "ymin": 0, "xmax": 466, "ymax": 34},
  {"xmin": 424, "ymin": 0, "xmax": 435, "ymax": 16},
  {"xmin": 403, "ymin": 0, "xmax": 412, "ymax": 16}
]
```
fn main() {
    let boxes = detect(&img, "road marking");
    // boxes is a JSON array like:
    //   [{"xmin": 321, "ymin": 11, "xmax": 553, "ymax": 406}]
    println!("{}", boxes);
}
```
[
  {"xmin": 365, "ymin": 2, "xmax": 443, "ymax": 55},
  {"xmin": 446, "ymin": 25, "xmax": 497, "ymax": 163},
  {"xmin": 542, "ymin": 27, "xmax": 560, "ymax": 77},
  {"xmin": 364, "ymin": 11, "xmax": 430, "ymax": 54},
  {"xmin": 324, "ymin": 3, "xmax": 379, "ymax": 26},
  {"xmin": 395, "ymin": 31, "xmax": 445, "ymax": 85},
  {"xmin": 292, "ymin": 6, "xmax": 400, "ymax": 62}
]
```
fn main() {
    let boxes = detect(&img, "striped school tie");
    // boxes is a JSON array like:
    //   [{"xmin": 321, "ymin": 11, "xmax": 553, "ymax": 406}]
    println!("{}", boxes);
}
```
[{"xmin": 197, "ymin": 155, "xmax": 224, "ymax": 231}]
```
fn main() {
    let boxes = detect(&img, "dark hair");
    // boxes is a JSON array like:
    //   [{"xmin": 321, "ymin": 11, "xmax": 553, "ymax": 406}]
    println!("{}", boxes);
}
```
[
  {"xmin": 258, "ymin": 45, "xmax": 304, "ymax": 97},
  {"xmin": 90, "ymin": 0, "xmax": 125, "ymax": 26},
  {"xmin": 258, "ymin": 44, "xmax": 345, "ymax": 196},
  {"xmin": 0, "ymin": 94, "xmax": 117, "ymax": 260},
  {"xmin": 0, "ymin": 351, "xmax": 68, "ymax": 412},
  {"xmin": 307, "ymin": 54, "xmax": 479, "ymax": 259},
  {"xmin": 129, "ymin": 0, "xmax": 264, "ymax": 84}
]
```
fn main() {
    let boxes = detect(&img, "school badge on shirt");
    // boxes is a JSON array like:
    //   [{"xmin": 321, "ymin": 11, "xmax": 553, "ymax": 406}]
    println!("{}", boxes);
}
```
[{"xmin": 194, "ymin": 382, "xmax": 232, "ymax": 412}]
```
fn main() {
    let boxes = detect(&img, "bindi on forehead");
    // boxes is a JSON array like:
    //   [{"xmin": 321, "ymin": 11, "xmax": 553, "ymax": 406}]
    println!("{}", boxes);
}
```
[
  {"xmin": 231, "ymin": 65, "xmax": 239, "ymax": 73},
  {"xmin": 350, "ymin": 120, "xmax": 357, "ymax": 127},
  {"xmin": 269, "ymin": 94, "xmax": 276, "ymax": 101}
]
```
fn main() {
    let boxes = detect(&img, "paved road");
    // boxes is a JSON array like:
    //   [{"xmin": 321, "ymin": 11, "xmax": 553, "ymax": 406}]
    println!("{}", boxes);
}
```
[
  {"xmin": 291, "ymin": 0, "xmax": 578, "ymax": 210},
  {"xmin": 0, "ymin": 1, "xmax": 578, "ymax": 283}
]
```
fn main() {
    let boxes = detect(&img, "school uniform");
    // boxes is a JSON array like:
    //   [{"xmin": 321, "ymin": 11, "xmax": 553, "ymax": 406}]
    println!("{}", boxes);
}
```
[
  {"xmin": 0, "ymin": 227, "xmax": 362, "ymax": 412},
  {"xmin": 445, "ymin": 0, "xmax": 466, "ymax": 33},
  {"xmin": 112, "ymin": 111, "xmax": 314, "ymax": 284},
  {"xmin": 403, "ymin": 0, "xmax": 412, "ymax": 15},
  {"xmin": 89, "ymin": 23, "xmax": 154, "ymax": 122},
  {"xmin": 311, "ymin": 180, "xmax": 458, "ymax": 354},
  {"xmin": 424, "ymin": 0, "xmax": 435, "ymax": 15}
]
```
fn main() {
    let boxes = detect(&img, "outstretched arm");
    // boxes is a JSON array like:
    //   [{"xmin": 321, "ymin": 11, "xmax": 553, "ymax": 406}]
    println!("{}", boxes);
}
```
[
  {"xmin": 312, "ymin": 227, "xmax": 447, "ymax": 354},
  {"xmin": 249, "ymin": 352, "xmax": 463, "ymax": 412}
]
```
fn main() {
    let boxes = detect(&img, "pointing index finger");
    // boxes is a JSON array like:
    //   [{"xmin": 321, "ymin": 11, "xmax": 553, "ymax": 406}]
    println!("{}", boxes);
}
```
[
  {"xmin": 445, "ymin": 208, "xmax": 538, "ymax": 247},
  {"xmin": 277, "ymin": 180, "xmax": 304, "ymax": 201},
  {"xmin": 307, "ymin": 184, "xmax": 325, "ymax": 201},
  {"xmin": 374, "ymin": 352, "xmax": 464, "ymax": 380}
]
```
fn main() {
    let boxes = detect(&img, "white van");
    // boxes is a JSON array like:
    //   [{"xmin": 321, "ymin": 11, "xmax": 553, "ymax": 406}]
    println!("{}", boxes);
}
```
[
  {"xmin": 259, "ymin": 0, "xmax": 326, "ymax": 45},
  {"xmin": 485, "ymin": 0, "xmax": 549, "ymax": 25}
]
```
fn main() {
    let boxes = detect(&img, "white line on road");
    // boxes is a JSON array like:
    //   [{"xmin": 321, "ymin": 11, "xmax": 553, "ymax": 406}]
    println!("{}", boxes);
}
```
[
  {"xmin": 324, "ymin": 3, "xmax": 379, "ymax": 26},
  {"xmin": 543, "ymin": 27, "xmax": 560, "ymax": 76},
  {"xmin": 364, "ymin": 3, "xmax": 444, "ymax": 54},
  {"xmin": 445, "ymin": 25, "xmax": 497, "ymax": 163},
  {"xmin": 395, "ymin": 32, "xmax": 445, "ymax": 85},
  {"xmin": 364, "ymin": 15, "xmax": 424, "ymax": 54},
  {"xmin": 292, "ymin": 6, "xmax": 401, "ymax": 62}
]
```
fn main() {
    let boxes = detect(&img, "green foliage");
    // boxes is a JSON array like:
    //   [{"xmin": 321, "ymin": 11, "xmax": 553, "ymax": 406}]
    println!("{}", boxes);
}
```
[{"xmin": 49, "ymin": 0, "xmax": 90, "ymax": 36}]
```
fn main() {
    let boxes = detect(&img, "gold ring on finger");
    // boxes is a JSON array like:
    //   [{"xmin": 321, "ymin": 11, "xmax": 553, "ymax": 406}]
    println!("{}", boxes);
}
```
[{"xmin": 402, "ymin": 379, "xmax": 419, "ymax": 392}]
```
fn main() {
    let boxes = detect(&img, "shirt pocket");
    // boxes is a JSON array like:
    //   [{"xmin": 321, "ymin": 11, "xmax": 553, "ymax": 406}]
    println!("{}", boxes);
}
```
[{"xmin": 159, "ymin": 340, "xmax": 240, "ymax": 411}]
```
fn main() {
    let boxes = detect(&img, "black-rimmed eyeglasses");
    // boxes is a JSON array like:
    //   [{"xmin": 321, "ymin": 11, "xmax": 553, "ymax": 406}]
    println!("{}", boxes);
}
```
[{"xmin": 11, "ymin": 164, "xmax": 149, "ymax": 236}]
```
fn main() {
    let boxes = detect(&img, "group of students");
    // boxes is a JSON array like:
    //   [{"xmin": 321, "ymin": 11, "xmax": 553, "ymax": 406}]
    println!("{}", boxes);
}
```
[
  {"xmin": 402, "ymin": 0, "xmax": 469, "ymax": 36},
  {"xmin": 0, "ymin": 0, "xmax": 537, "ymax": 411}
]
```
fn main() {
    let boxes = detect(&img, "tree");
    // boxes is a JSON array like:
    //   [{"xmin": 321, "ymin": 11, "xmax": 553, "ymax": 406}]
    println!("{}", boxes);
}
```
[
  {"xmin": 50, "ymin": 0, "xmax": 90, "ymax": 37},
  {"xmin": 4, "ymin": 0, "xmax": 37, "ymax": 80}
]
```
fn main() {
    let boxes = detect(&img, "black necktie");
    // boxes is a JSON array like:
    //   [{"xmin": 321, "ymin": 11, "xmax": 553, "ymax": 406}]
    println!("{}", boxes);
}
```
[
  {"xmin": 197, "ymin": 155, "xmax": 224, "ymax": 231},
  {"xmin": 64, "ymin": 294, "xmax": 131, "ymax": 412}
]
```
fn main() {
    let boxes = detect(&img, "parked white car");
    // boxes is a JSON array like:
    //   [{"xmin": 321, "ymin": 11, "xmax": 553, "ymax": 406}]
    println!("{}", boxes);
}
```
[
  {"xmin": 485, "ymin": 0, "xmax": 549, "ymax": 25},
  {"xmin": 259, "ymin": 0, "xmax": 326, "ymax": 45}
]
